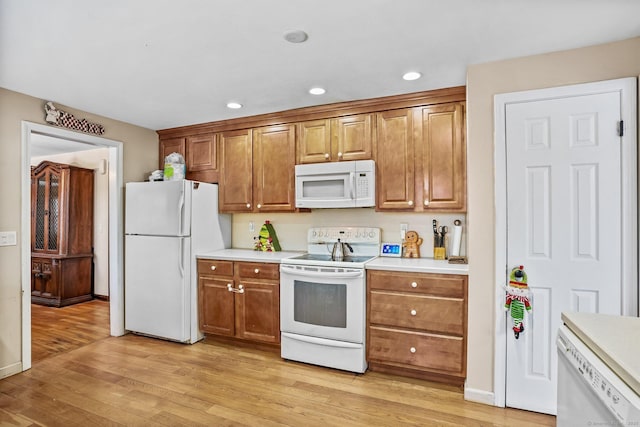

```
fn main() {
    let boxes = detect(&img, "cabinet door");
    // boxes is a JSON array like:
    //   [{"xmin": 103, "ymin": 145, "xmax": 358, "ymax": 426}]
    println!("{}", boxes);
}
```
[
  {"xmin": 418, "ymin": 103, "xmax": 466, "ymax": 211},
  {"xmin": 31, "ymin": 169, "xmax": 61, "ymax": 253},
  {"xmin": 31, "ymin": 258, "xmax": 58, "ymax": 298},
  {"xmin": 186, "ymin": 133, "xmax": 218, "ymax": 171},
  {"xmin": 297, "ymin": 119, "xmax": 332, "ymax": 163},
  {"xmin": 199, "ymin": 276, "xmax": 235, "ymax": 336},
  {"xmin": 159, "ymin": 137, "xmax": 186, "ymax": 169},
  {"xmin": 375, "ymin": 109, "xmax": 416, "ymax": 210},
  {"xmin": 253, "ymin": 124, "xmax": 296, "ymax": 212},
  {"xmin": 235, "ymin": 280, "xmax": 280, "ymax": 344},
  {"xmin": 331, "ymin": 113, "xmax": 373, "ymax": 161},
  {"xmin": 219, "ymin": 129, "xmax": 253, "ymax": 212}
]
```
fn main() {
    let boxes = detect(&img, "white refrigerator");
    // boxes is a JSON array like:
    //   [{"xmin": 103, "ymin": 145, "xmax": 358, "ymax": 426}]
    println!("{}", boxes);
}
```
[{"xmin": 124, "ymin": 180, "xmax": 231, "ymax": 343}]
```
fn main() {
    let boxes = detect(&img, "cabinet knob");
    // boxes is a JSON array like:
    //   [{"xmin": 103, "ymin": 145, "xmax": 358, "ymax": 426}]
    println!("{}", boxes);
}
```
[
  {"xmin": 324, "ymin": 153, "xmax": 330, "ymax": 159},
  {"xmin": 227, "ymin": 283, "xmax": 233, "ymax": 291},
  {"xmin": 254, "ymin": 268, "xmax": 259, "ymax": 274},
  {"xmin": 410, "ymin": 309, "xmax": 417, "ymax": 316},
  {"xmin": 210, "ymin": 265, "xmax": 216, "ymax": 271},
  {"xmin": 411, "ymin": 282, "xmax": 418, "ymax": 288},
  {"xmin": 238, "ymin": 284, "xmax": 244, "ymax": 294},
  {"xmin": 408, "ymin": 200, "xmax": 414, "ymax": 206},
  {"xmin": 424, "ymin": 199, "xmax": 429, "ymax": 206},
  {"xmin": 257, "ymin": 204, "xmax": 262, "ymax": 209},
  {"xmin": 410, "ymin": 347, "xmax": 417, "ymax": 354},
  {"xmin": 246, "ymin": 203, "xmax": 251, "ymax": 209},
  {"xmin": 337, "ymin": 152, "xmax": 343, "ymax": 158}
]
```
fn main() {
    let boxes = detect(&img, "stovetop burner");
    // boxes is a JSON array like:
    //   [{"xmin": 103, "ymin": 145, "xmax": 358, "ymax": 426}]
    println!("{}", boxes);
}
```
[{"xmin": 281, "ymin": 226, "xmax": 381, "ymax": 268}]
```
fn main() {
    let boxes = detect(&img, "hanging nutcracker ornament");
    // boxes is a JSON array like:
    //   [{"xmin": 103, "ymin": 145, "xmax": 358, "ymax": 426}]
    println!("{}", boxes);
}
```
[{"xmin": 504, "ymin": 265, "xmax": 532, "ymax": 339}]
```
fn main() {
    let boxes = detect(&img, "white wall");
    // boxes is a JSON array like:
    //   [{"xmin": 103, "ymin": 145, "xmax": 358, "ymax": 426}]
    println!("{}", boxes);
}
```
[{"xmin": 31, "ymin": 148, "xmax": 110, "ymax": 297}]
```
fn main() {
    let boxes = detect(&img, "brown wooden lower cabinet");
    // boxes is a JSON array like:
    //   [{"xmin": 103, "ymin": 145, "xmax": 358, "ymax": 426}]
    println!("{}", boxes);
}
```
[
  {"xmin": 31, "ymin": 256, "xmax": 93, "ymax": 307},
  {"xmin": 198, "ymin": 259, "xmax": 280, "ymax": 345},
  {"xmin": 366, "ymin": 269, "xmax": 468, "ymax": 386}
]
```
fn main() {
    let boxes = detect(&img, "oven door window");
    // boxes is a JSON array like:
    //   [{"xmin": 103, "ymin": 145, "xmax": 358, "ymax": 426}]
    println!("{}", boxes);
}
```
[{"xmin": 293, "ymin": 280, "xmax": 346, "ymax": 328}]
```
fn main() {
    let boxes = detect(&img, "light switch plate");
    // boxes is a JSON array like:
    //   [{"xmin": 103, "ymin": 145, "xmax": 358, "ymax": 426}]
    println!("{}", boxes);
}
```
[{"xmin": 0, "ymin": 231, "xmax": 17, "ymax": 246}]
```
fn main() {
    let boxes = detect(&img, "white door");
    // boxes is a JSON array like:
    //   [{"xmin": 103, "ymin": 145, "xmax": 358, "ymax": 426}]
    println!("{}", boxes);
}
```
[
  {"xmin": 125, "ymin": 235, "xmax": 191, "ymax": 342},
  {"xmin": 125, "ymin": 180, "xmax": 191, "ymax": 236},
  {"xmin": 504, "ymin": 88, "xmax": 630, "ymax": 414}
]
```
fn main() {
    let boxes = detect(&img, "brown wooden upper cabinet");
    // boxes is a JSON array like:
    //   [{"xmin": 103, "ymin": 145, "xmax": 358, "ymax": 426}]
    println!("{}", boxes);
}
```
[
  {"xmin": 297, "ymin": 114, "xmax": 373, "ymax": 163},
  {"xmin": 375, "ymin": 102, "xmax": 466, "ymax": 212},
  {"xmin": 219, "ymin": 124, "xmax": 296, "ymax": 213},
  {"xmin": 159, "ymin": 133, "xmax": 220, "ymax": 182}
]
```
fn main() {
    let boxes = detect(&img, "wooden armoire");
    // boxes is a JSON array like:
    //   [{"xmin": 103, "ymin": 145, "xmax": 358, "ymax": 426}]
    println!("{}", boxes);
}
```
[{"xmin": 31, "ymin": 161, "xmax": 95, "ymax": 307}]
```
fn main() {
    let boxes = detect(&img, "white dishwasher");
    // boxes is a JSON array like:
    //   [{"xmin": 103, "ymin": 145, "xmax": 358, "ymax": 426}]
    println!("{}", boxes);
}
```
[{"xmin": 557, "ymin": 318, "xmax": 640, "ymax": 426}]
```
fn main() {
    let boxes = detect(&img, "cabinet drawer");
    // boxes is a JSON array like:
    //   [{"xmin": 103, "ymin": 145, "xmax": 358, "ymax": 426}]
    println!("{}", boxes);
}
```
[
  {"xmin": 369, "ymin": 291, "xmax": 464, "ymax": 335},
  {"xmin": 236, "ymin": 262, "xmax": 279, "ymax": 281},
  {"xmin": 367, "ymin": 270, "xmax": 466, "ymax": 298},
  {"xmin": 197, "ymin": 259, "xmax": 233, "ymax": 276},
  {"xmin": 368, "ymin": 326, "xmax": 464, "ymax": 375}
]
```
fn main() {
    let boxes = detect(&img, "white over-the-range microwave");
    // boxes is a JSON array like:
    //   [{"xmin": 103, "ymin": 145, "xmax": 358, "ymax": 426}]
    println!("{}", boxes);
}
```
[{"xmin": 295, "ymin": 160, "xmax": 375, "ymax": 209}]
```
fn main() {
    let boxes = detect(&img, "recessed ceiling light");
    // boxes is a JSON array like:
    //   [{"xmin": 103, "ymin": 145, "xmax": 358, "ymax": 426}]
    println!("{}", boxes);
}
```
[
  {"xmin": 226, "ymin": 102, "xmax": 243, "ymax": 109},
  {"xmin": 402, "ymin": 71, "xmax": 422, "ymax": 81},
  {"xmin": 283, "ymin": 29, "xmax": 308, "ymax": 44},
  {"xmin": 309, "ymin": 87, "xmax": 326, "ymax": 95}
]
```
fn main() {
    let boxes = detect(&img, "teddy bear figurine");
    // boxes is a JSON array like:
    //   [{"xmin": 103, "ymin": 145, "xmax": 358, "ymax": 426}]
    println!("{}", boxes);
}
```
[{"xmin": 402, "ymin": 230, "xmax": 423, "ymax": 258}]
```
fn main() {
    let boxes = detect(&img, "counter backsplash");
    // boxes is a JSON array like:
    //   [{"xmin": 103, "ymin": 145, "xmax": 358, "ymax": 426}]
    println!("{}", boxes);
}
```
[{"xmin": 232, "ymin": 209, "xmax": 467, "ymax": 258}]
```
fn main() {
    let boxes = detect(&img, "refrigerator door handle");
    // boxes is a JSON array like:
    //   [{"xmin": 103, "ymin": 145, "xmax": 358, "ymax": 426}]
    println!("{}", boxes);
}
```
[
  {"xmin": 178, "ymin": 191, "xmax": 185, "ymax": 235},
  {"xmin": 178, "ymin": 238, "xmax": 185, "ymax": 278}
]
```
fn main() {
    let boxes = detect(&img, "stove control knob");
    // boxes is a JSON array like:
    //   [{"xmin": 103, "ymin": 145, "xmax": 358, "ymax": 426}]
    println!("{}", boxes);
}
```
[
  {"xmin": 369, "ymin": 231, "xmax": 375, "ymax": 237},
  {"xmin": 613, "ymin": 395, "xmax": 620, "ymax": 404}
]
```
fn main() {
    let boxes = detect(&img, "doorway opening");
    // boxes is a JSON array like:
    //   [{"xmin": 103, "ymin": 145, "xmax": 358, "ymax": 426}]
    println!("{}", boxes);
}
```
[{"xmin": 21, "ymin": 121, "xmax": 125, "ymax": 371}]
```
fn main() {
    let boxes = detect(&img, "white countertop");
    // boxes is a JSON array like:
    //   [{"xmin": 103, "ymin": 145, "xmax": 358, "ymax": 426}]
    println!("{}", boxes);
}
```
[
  {"xmin": 365, "ymin": 257, "xmax": 468, "ymax": 275},
  {"xmin": 198, "ymin": 248, "xmax": 303, "ymax": 264},
  {"xmin": 562, "ymin": 311, "xmax": 640, "ymax": 396}
]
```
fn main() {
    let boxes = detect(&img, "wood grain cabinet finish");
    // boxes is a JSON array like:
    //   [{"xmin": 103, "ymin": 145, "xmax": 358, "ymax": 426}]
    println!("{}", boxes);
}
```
[
  {"xmin": 219, "ymin": 125, "xmax": 296, "ymax": 213},
  {"xmin": 297, "ymin": 114, "xmax": 373, "ymax": 163},
  {"xmin": 375, "ymin": 102, "xmax": 466, "ymax": 212},
  {"xmin": 159, "ymin": 134, "xmax": 220, "ymax": 183},
  {"xmin": 366, "ymin": 270, "xmax": 468, "ymax": 386},
  {"xmin": 198, "ymin": 259, "xmax": 280, "ymax": 345},
  {"xmin": 31, "ymin": 161, "xmax": 94, "ymax": 307}
]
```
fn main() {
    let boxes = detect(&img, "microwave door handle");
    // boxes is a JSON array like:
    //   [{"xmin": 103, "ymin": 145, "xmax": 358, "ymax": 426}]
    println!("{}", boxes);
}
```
[
  {"xmin": 350, "ymin": 172, "xmax": 356, "ymax": 200},
  {"xmin": 280, "ymin": 265, "xmax": 363, "ymax": 279}
]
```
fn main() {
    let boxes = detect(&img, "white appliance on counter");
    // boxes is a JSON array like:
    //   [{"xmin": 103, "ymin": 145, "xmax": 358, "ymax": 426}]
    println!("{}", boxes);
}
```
[
  {"xmin": 125, "ymin": 180, "xmax": 231, "ymax": 343},
  {"xmin": 294, "ymin": 160, "xmax": 375, "ymax": 208},
  {"xmin": 557, "ymin": 314, "xmax": 640, "ymax": 425},
  {"xmin": 280, "ymin": 227, "xmax": 380, "ymax": 373}
]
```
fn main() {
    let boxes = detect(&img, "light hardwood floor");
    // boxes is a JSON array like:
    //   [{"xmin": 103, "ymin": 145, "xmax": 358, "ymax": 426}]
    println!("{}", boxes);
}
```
[{"xmin": 1, "ymin": 301, "xmax": 556, "ymax": 426}]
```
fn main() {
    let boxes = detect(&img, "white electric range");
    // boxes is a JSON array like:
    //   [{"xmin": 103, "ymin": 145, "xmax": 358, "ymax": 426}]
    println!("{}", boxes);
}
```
[{"xmin": 280, "ymin": 226, "xmax": 380, "ymax": 373}]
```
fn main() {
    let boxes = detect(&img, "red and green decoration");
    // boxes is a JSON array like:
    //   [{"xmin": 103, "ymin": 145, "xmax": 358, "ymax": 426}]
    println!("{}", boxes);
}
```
[
  {"xmin": 504, "ymin": 265, "xmax": 532, "ymax": 339},
  {"xmin": 254, "ymin": 220, "xmax": 281, "ymax": 252}
]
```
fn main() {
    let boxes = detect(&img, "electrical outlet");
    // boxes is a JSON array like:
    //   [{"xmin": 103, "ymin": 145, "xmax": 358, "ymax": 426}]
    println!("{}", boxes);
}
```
[
  {"xmin": 0, "ymin": 231, "xmax": 17, "ymax": 246},
  {"xmin": 400, "ymin": 223, "xmax": 408, "ymax": 240},
  {"xmin": 249, "ymin": 221, "xmax": 254, "ymax": 232}
]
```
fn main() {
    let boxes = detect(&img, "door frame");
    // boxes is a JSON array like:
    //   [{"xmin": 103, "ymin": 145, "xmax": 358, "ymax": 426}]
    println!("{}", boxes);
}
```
[
  {"xmin": 21, "ymin": 121, "xmax": 126, "ymax": 371},
  {"xmin": 492, "ymin": 78, "xmax": 638, "ymax": 407}
]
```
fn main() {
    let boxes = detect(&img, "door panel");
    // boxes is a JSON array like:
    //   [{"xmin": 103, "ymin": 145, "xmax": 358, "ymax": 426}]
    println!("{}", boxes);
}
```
[{"xmin": 505, "ymin": 91, "xmax": 622, "ymax": 414}]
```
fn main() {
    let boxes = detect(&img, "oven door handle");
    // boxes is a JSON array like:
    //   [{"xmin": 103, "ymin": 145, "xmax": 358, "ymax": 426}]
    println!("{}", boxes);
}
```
[
  {"xmin": 280, "ymin": 265, "xmax": 363, "ymax": 279},
  {"xmin": 282, "ymin": 332, "xmax": 363, "ymax": 349}
]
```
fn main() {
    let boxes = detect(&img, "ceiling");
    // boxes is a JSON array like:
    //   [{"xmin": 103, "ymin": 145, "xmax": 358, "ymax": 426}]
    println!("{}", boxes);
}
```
[{"xmin": 2, "ymin": 0, "xmax": 640, "ymax": 131}]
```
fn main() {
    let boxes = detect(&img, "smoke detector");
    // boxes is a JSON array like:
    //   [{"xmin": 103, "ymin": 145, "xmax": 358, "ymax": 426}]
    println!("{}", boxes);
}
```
[{"xmin": 283, "ymin": 29, "xmax": 308, "ymax": 43}]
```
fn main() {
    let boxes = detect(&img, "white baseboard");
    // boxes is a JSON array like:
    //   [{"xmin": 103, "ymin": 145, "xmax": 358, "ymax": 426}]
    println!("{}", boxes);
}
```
[
  {"xmin": 464, "ymin": 386, "xmax": 497, "ymax": 406},
  {"xmin": 0, "ymin": 362, "xmax": 23, "ymax": 380}
]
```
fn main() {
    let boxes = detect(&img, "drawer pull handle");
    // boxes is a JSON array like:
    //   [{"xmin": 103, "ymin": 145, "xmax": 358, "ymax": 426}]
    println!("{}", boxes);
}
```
[
  {"xmin": 210, "ymin": 265, "xmax": 216, "ymax": 271},
  {"xmin": 337, "ymin": 152, "xmax": 343, "ymax": 158},
  {"xmin": 246, "ymin": 203, "xmax": 251, "ymax": 209},
  {"xmin": 410, "ymin": 309, "xmax": 417, "ymax": 316},
  {"xmin": 410, "ymin": 347, "xmax": 417, "ymax": 354},
  {"xmin": 254, "ymin": 268, "xmax": 260, "ymax": 274},
  {"xmin": 324, "ymin": 153, "xmax": 330, "ymax": 159},
  {"xmin": 411, "ymin": 282, "xmax": 418, "ymax": 288},
  {"xmin": 227, "ymin": 284, "xmax": 245, "ymax": 294}
]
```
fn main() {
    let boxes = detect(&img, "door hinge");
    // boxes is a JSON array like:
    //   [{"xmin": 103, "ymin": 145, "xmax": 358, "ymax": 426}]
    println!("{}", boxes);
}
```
[{"xmin": 618, "ymin": 120, "xmax": 624, "ymax": 137}]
